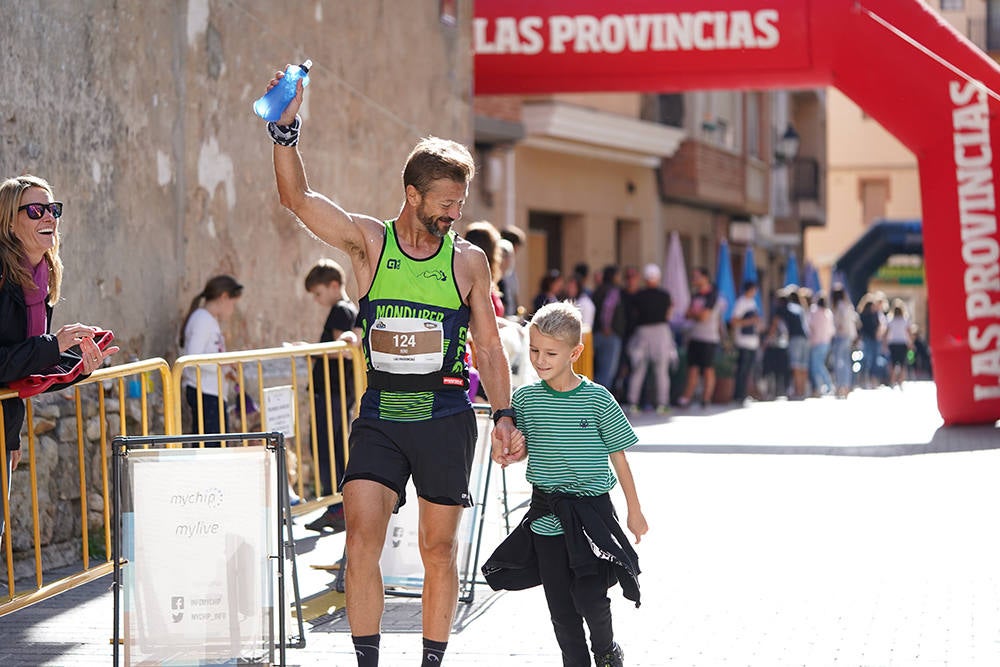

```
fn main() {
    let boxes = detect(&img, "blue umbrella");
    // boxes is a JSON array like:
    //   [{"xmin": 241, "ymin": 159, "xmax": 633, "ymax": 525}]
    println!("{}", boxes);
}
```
[
  {"xmin": 716, "ymin": 240, "xmax": 737, "ymax": 323},
  {"xmin": 784, "ymin": 251, "xmax": 800, "ymax": 288},
  {"xmin": 742, "ymin": 245, "xmax": 763, "ymax": 313},
  {"xmin": 804, "ymin": 261, "xmax": 822, "ymax": 293}
]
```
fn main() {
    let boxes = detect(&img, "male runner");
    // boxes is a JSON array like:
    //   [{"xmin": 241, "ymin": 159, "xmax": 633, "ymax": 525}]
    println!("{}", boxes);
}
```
[{"xmin": 264, "ymin": 66, "xmax": 522, "ymax": 666}]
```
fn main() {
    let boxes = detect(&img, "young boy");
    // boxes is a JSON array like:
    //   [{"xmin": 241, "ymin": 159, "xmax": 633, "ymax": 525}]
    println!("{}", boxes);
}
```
[
  {"xmin": 303, "ymin": 259, "xmax": 358, "ymax": 533},
  {"xmin": 483, "ymin": 301, "xmax": 648, "ymax": 667}
]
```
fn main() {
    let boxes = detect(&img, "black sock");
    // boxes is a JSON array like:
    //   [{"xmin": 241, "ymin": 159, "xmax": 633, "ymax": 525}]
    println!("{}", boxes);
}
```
[
  {"xmin": 352, "ymin": 634, "xmax": 380, "ymax": 667},
  {"xmin": 421, "ymin": 637, "xmax": 448, "ymax": 666}
]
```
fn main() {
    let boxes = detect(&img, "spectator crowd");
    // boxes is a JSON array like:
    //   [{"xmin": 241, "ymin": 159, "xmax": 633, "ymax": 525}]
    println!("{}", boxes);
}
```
[{"xmin": 482, "ymin": 231, "xmax": 932, "ymax": 413}]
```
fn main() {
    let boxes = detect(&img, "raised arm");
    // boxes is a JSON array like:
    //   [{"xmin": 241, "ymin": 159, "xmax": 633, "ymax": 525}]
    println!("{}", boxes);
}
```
[{"xmin": 266, "ymin": 69, "xmax": 381, "ymax": 291}]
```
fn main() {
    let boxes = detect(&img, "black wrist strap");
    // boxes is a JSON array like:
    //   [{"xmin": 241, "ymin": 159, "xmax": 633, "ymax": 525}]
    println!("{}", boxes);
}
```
[
  {"xmin": 267, "ymin": 115, "xmax": 301, "ymax": 146},
  {"xmin": 492, "ymin": 408, "xmax": 517, "ymax": 426}
]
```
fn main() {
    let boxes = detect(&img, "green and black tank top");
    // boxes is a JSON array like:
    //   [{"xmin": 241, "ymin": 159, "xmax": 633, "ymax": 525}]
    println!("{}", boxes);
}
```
[{"xmin": 356, "ymin": 219, "xmax": 472, "ymax": 422}]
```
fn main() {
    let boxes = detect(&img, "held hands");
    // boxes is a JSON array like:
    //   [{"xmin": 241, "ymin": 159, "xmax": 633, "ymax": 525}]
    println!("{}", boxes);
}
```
[
  {"xmin": 266, "ymin": 67, "xmax": 304, "ymax": 127},
  {"xmin": 490, "ymin": 420, "xmax": 526, "ymax": 467}
]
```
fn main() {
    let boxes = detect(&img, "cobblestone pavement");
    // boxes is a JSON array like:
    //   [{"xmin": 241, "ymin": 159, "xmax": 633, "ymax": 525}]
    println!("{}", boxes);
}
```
[{"xmin": 1, "ymin": 382, "xmax": 999, "ymax": 666}]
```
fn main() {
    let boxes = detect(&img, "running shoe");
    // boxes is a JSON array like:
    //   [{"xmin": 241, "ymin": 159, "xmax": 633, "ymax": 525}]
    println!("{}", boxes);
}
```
[{"xmin": 595, "ymin": 642, "xmax": 624, "ymax": 667}]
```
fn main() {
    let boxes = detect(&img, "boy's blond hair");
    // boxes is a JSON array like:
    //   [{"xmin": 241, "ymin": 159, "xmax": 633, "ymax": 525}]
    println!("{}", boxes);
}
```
[{"xmin": 530, "ymin": 301, "xmax": 582, "ymax": 346}]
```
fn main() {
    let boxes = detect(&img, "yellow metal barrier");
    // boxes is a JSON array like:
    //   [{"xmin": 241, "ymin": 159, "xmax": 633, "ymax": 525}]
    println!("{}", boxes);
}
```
[
  {"xmin": 3, "ymin": 338, "xmax": 524, "ymax": 617},
  {"xmin": 575, "ymin": 327, "xmax": 594, "ymax": 380},
  {"xmin": 171, "ymin": 341, "xmax": 366, "ymax": 517},
  {"xmin": 0, "ymin": 357, "xmax": 173, "ymax": 617}
]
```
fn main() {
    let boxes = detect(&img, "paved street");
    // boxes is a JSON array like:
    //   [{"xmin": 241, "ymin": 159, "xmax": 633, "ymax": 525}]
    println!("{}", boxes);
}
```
[{"xmin": 1, "ymin": 381, "xmax": 999, "ymax": 666}]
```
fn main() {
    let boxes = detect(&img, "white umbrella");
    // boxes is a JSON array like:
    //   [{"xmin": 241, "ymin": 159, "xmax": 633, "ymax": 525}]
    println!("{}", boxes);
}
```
[{"xmin": 664, "ymin": 230, "xmax": 690, "ymax": 327}]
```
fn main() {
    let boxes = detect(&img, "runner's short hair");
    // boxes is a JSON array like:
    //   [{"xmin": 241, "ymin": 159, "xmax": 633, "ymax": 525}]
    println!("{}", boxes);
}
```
[
  {"xmin": 402, "ymin": 136, "xmax": 475, "ymax": 195},
  {"xmin": 530, "ymin": 301, "xmax": 582, "ymax": 346}
]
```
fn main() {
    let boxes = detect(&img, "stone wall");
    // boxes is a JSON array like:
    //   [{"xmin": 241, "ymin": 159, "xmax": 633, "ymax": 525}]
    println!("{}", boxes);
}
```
[{"xmin": 7, "ymin": 383, "xmax": 166, "ymax": 580}]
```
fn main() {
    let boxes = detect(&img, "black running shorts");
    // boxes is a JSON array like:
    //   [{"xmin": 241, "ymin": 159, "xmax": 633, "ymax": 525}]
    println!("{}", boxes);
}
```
[
  {"xmin": 889, "ymin": 342, "xmax": 909, "ymax": 366},
  {"xmin": 343, "ymin": 409, "xmax": 477, "ymax": 510},
  {"xmin": 687, "ymin": 340, "xmax": 718, "ymax": 370}
]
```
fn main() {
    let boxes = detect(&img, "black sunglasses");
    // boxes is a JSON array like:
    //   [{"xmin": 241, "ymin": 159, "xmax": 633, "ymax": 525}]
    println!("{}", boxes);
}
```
[{"xmin": 18, "ymin": 201, "xmax": 63, "ymax": 220}]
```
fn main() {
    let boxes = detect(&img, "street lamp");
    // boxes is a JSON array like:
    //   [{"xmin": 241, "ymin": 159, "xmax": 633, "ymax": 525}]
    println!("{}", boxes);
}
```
[{"xmin": 774, "ymin": 123, "xmax": 800, "ymax": 164}]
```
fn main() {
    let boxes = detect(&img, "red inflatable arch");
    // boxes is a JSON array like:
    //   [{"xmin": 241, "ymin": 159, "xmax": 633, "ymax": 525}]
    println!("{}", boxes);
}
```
[{"xmin": 475, "ymin": 0, "xmax": 1000, "ymax": 425}]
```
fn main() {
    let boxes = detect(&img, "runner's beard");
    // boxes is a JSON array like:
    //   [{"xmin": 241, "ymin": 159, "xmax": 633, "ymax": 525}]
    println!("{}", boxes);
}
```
[
  {"xmin": 425, "ymin": 216, "xmax": 454, "ymax": 238},
  {"xmin": 418, "ymin": 205, "xmax": 454, "ymax": 238}
]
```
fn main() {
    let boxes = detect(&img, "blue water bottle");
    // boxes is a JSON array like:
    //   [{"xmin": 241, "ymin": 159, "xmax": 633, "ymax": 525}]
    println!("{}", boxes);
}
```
[{"xmin": 253, "ymin": 59, "xmax": 312, "ymax": 121}]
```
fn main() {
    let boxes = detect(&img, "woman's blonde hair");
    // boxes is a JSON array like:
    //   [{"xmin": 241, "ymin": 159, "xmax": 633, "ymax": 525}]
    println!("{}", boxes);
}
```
[{"xmin": 0, "ymin": 174, "xmax": 64, "ymax": 305}]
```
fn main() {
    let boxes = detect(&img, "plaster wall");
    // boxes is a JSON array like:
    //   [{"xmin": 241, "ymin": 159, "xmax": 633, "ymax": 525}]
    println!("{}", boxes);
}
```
[{"xmin": 1, "ymin": 0, "xmax": 473, "ymax": 361}]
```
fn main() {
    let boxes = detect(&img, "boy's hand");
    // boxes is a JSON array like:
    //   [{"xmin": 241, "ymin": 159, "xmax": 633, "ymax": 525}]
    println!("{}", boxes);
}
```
[
  {"xmin": 627, "ymin": 510, "xmax": 648, "ymax": 544},
  {"xmin": 491, "ymin": 421, "xmax": 526, "ymax": 467}
]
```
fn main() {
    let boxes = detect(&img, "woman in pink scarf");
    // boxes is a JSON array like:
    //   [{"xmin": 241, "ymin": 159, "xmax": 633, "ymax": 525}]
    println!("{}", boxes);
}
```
[{"xmin": 0, "ymin": 175, "xmax": 118, "ymax": 523}]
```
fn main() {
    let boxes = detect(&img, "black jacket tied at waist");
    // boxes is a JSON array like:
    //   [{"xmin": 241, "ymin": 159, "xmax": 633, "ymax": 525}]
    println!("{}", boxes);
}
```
[{"xmin": 481, "ymin": 486, "xmax": 641, "ymax": 607}]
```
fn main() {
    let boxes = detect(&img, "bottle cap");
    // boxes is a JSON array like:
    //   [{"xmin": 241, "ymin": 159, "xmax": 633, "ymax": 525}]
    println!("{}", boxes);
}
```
[{"xmin": 300, "ymin": 59, "xmax": 313, "ymax": 73}]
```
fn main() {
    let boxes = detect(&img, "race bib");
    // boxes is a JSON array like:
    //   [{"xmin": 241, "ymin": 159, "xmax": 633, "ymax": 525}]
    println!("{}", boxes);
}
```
[{"xmin": 370, "ymin": 318, "xmax": 444, "ymax": 374}]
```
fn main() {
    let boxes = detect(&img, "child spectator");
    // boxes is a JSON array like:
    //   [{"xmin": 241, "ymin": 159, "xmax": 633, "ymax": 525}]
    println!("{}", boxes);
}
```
[
  {"xmin": 482, "ymin": 301, "xmax": 647, "ymax": 667},
  {"xmin": 303, "ymin": 259, "xmax": 358, "ymax": 533},
  {"xmin": 179, "ymin": 275, "xmax": 243, "ymax": 447}
]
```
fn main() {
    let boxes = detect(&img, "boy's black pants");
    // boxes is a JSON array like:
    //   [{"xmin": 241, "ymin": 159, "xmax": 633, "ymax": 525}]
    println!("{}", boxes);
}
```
[
  {"xmin": 532, "ymin": 531, "xmax": 615, "ymax": 667},
  {"xmin": 314, "ymin": 388, "xmax": 354, "ymax": 496}
]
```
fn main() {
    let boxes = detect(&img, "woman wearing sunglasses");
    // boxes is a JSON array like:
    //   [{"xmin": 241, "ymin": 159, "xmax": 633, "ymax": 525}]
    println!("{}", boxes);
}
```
[{"xmin": 0, "ymin": 175, "xmax": 119, "ymax": 507}]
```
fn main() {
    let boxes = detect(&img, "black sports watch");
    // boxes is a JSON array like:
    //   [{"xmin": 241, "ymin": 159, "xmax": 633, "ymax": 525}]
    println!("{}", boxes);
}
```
[{"xmin": 491, "ymin": 408, "xmax": 517, "ymax": 426}]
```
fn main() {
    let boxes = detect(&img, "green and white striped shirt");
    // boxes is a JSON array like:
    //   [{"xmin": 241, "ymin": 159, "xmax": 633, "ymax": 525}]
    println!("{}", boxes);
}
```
[{"xmin": 513, "ymin": 376, "xmax": 638, "ymax": 535}]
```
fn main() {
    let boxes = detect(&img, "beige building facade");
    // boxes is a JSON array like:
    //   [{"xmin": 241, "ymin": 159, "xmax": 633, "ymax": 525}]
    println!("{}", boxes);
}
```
[
  {"xmin": 806, "ymin": 87, "xmax": 921, "ymax": 275},
  {"xmin": 473, "ymin": 88, "xmax": 815, "ymax": 315},
  {"xmin": 470, "ymin": 92, "xmax": 684, "ymax": 310}
]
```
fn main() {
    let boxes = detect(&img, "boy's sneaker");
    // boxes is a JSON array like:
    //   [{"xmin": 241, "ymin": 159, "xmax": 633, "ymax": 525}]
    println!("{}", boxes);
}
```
[
  {"xmin": 654, "ymin": 405, "xmax": 671, "ymax": 416},
  {"xmin": 625, "ymin": 404, "xmax": 641, "ymax": 414},
  {"xmin": 595, "ymin": 642, "xmax": 624, "ymax": 667}
]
